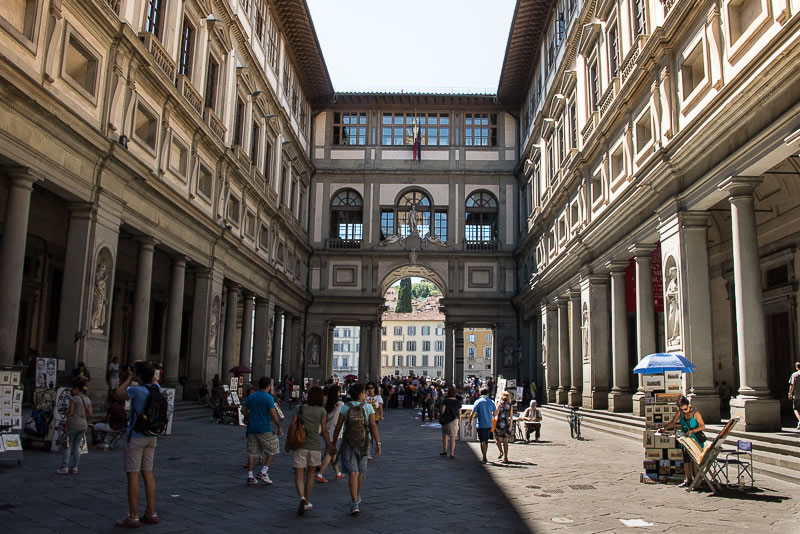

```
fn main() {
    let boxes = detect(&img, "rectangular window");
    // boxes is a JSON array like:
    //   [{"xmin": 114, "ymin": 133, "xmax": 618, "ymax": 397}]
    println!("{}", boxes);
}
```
[
  {"xmin": 342, "ymin": 357, "xmax": 349, "ymax": 367},
  {"xmin": 227, "ymin": 194, "xmax": 241, "ymax": 225},
  {"xmin": 468, "ymin": 347, "xmax": 475, "ymax": 358},
  {"xmin": 407, "ymin": 326, "xmax": 416, "ymax": 335},
  {"xmin": 633, "ymin": 0, "xmax": 647, "ymax": 37},
  {"xmin": 333, "ymin": 357, "xmax": 339, "ymax": 368},
  {"xmin": 589, "ymin": 59, "xmax": 599, "ymax": 111},
  {"xmin": 467, "ymin": 334, "xmax": 476, "ymax": 342},
  {"xmin": 266, "ymin": 12, "xmax": 279, "ymax": 71},
  {"xmin": 422, "ymin": 355, "xmax": 429, "ymax": 367},
  {"xmin": 343, "ymin": 329, "xmax": 350, "ymax": 337},
  {"xmin": 381, "ymin": 327, "xmax": 387, "ymax": 336},
  {"xmin": 283, "ymin": 60, "xmax": 291, "ymax": 97},
  {"xmin": 434, "ymin": 355, "xmax": 444, "ymax": 367},
  {"xmin": 421, "ymin": 326, "xmax": 430, "ymax": 336},
  {"xmin": 245, "ymin": 211, "xmax": 255, "ymax": 238},
  {"xmin": 253, "ymin": 0, "xmax": 265, "ymax": 41},
  {"xmin": 134, "ymin": 100, "xmax": 158, "ymax": 150},
  {"xmin": 144, "ymin": 0, "xmax": 165, "ymax": 39},
  {"xmin": 422, "ymin": 341, "xmax": 430, "ymax": 351},
  {"xmin": 485, "ymin": 334, "xmax": 492, "ymax": 342},
  {"xmin": 251, "ymin": 122, "xmax": 260, "ymax": 160},
  {"xmin": 406, "ymin": 341, "xmax": 416, "ymax": 351},
  {"xmin": 608, "ymin": 24, "xmax": 620, "ymax": 78},
  {"xmin": 394, "ymin": 326, "xmax": 402, "ymax": 335},
  {"xmin": 381, "ymin": 341, "xmax": 387, "ymax": 350},
  {"xmin": 332, "ymin": 112, "xmax": 367, "ymax": 145},
  {"xmin": 381, "ymin": 210, "xmax": 395, "ymax": 239},
  {"xmin": 380, "ymin": 113, "xmax": 448, "ymax": 145},
  {"xmin": 178, "ymin": 18, "xmax": 194, "ymax": 78},
  {"xmin": 233, "ymin": 96, "xmax": 245, "ymax": 146},
  {"xmin": 393, "ymin": 341, "xmax": 403, "ymax": 351},
  {"xmin": 64, "ymin": 34, "xmax": 99, "ymax": 99},
  {"xmin": 197, "ymin": 164, "xmax": 212, "ymax": 199},
  {"xmin": 569, "ymin": 100, "xmax": 577, "ymax": 149},
  {"xmin": 280, "ymin": 166, "xmax": 288, "ymax": 205},
  {"xmin": 557, "ymin": 122, "xmax": 565, "ymax": 165},
  {"xmin": 435, "ymin": 341, "xmax": 444, "ymax": 351},
  {"xmin": 434, "ymin": 211, "xmax": 447, "ymax": 242},
  {"xmin": 484, "ymin": 346, "xmax": 492, "ymax": 358},
  {"xmin": 334, "ymin": 342, "xmax": 340, "ymax": 351},
  {"xmin": 259, "ymin": 224, "xmax": 269, "ymax": 250},
  {"xmin": 342, "ymin": 343, "xmax": 350, "ymax": 352},
  {"xmin": 204, "ymin": 57, "xmax": 218, "ymax": 110},
  {"xmin": 407, "ymin": 355, "xmax": 416, "ymax": 367},
  {"xmin": 464, "ymin": 113, "xmax": 498, "ymax": 146},
  {"xmin": 334, "ymin": 329, "xmax": 340, "ymax": 338}
]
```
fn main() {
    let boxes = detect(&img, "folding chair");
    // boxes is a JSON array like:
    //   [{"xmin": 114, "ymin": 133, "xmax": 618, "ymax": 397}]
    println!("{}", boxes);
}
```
[
  {"xmin": 714, "ymin": 439, "xmax": 754, "ymax": 488},
  {"xmin": 678, "ymin": 417, "xmax": 739, "ymax": 495}
]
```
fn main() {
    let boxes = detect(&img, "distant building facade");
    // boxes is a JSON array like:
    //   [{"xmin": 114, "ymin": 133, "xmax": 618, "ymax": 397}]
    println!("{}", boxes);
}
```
[
  {"xmin": 332, "ymin": 326, "xmax": 359, "ymax": 377},
  {"xmin": 380, "ymin": 311, "xmax": 446, "ymax": 379}
]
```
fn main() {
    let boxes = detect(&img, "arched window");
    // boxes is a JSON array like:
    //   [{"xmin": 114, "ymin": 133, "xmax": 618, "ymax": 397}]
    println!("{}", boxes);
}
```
[
  {"xmin": 465, "ymin": 191, "xmax": 498, "ymax": 244},
  {"xmin": 380, "ymin": 189, "xmax": 447, "ymax": 241},
  {"xmin": 330, "ymin": 189, "xmax": 363, "ymax": 242}
]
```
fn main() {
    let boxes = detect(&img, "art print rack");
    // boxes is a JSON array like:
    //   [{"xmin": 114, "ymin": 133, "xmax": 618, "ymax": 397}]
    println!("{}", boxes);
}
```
[{"xmin": 0, "ymin": 366, "xmax": 25, "ymax": 465}]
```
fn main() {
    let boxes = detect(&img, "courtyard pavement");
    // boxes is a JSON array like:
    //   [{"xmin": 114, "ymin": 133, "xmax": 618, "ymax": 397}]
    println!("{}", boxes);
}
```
[{"xmin": 0, "ymin": 404, "xmax": 797, "ymax": 533}]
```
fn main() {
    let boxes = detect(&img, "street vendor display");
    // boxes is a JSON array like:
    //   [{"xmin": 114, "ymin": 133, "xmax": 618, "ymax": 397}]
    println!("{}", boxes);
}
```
[{"xmin": 0, "ymin": 367, "xmax": 24, "ymax": 465}]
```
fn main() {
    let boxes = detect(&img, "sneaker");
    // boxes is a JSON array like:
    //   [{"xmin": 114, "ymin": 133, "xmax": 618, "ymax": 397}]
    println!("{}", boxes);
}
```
[
  {"xmin": 315, "ymin": 474, "xmax": 328, "ymax": 483},
  {"xmin": 350, "ymin": 502, "xmax": 360, "ymax": 515},
  {"xmin": 796, "ymin": 422, "xmax": 800, "ymax": 430},
  {"xmin": 115, "ymin": 516, "xmax": 141, "ymax": 528},
  {"xmin": 335, "ymin": 473, "xmax": 345, "ymax": 480},
  {"xmin": 69, "ymin": 468, "xmax": 78, "ymax": 474},
  {"xmin": 247, "ymin": 477, "xmax": 258, "ymax": 486},
  {"xmin": 56, "ymin": 467, "xmax": 70, "ymax": 474},
  {"xmin": 297, "ymin": 498, "xmax": 306, "ymax": 516},
  {"xmin": 256, "ymin": 472, "xmax": 272, "ymax": 485},
  {"xmin": 139, "ymin": 512, "xmax": 159, "ymax": 525},
  {"xmin": 304, "ymin": 502, "xmax": 313, "ymax": 511},
  {"xmin": 356, "ymin": 494, "xmax": 361, "ymax": 504},
  {"xmin": 439, "ymin": 451, "xmax": 447, "ymax": 456},
  {"xmin": 678, "ymin": 480, "xmax": 690, "ymax": 488}
]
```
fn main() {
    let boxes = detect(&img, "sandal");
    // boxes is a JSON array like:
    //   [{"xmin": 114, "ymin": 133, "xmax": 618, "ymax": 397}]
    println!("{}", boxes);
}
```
[
  {"xmin": 115, "ymin": 516, "xmax": 141, "ymax": 528},
  {"xmin": 139, "ymin": 512, "xmax": 159, "ymax": 525}
]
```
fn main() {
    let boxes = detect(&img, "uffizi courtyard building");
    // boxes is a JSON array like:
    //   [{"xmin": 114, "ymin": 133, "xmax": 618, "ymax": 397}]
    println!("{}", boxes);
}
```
[{"xmin": 1, "ymin": 0, "xmax": 799, "ymax": 433}]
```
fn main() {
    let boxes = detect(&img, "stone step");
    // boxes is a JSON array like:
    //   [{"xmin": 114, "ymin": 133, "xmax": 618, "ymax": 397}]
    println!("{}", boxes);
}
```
[{"xmin": 540, "ymin": 404, "xmax": 800, "ymax": 486}]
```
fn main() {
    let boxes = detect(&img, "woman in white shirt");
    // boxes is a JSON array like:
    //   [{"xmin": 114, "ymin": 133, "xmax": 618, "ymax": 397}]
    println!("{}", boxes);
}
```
[{"xmin": 316, "ymin": 384, "xmax": 344, "ymax": 483}]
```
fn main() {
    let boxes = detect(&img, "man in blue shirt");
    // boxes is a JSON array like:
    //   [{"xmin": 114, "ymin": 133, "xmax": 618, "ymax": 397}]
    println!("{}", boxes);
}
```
[
  {"xmin": 241, "ymin": 377, "xmax": 283, "ymax": 485},
  {"xmin": 470, "ymin": 388, "xmax": 496, "ymax": 464},
  {"xmin": 113, "ymin": 361, "xmax": 161, "ymax": 528}
]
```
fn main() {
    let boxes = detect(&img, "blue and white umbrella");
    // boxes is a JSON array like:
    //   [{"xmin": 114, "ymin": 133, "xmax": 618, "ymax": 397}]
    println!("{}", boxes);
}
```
[{"xmin": 633, "ymin": 352, "xmax": 695, "ymax": 374}]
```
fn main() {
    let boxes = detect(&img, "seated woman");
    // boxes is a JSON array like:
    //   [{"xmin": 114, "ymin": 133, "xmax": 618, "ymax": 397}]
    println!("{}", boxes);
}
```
[
  {"xmin": 520, "ymin": 400, "xmax": 542, "ymax": 442},
  {"xmin": 91, "ymin": 393, "xmax": 127, "ymax": 446},
  {"xmin": 661, "ymin": 395, "xmax": 706, "ymax": 488}
]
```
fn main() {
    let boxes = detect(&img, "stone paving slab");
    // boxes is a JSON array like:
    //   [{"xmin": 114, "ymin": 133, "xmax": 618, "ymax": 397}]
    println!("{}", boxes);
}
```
[{"xmin": 0, "ymin": 404, "xmax": 797, "ymax": 533}]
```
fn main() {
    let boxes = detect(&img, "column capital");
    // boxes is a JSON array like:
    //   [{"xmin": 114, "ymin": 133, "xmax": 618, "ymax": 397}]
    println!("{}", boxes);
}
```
[
  {"xmin": 3, "ymin": 166, "xmax": 42, "ymax": 188},
  {"xmin": 719, "ymin": 176, "xmax": 762, "ymax": 198},
  {"xmin": 226, "ymin": 283, "xmax": 241, "ymax": 294},
  {"xmin": 556, "ymin": 295, "xmax": 570, "ymax": 306},
  {"xmin": 606, "ymin": 260, "xmax": 629, "ymax": 275},
  {"xmin": 171, "ymin": 254, "xmax": 187, "ymax": 268},
  {"xmin": 628, "ymin": 243, "xmax": 657, "ymax": 257},
  {"xmin": 580, "ymin": 273, "xmax": 609, "ymax": 288},
  {"xmin": 255, "ymin": 296, "xmax": 269, "ymax": 307},
  {"xmin": 678, "ymin": 210, "xmax": 711, "ymax": 229},
  {"xmin": 66, "ymin": 202, "xmax": 95, "ymax": 218},
  {"xmin": 569, "ymin": 288, "xmax": 582, "ymax": 301},
  {"xmin": 135, "ymin": 236, "xmax": 156, "ymax": 250}
]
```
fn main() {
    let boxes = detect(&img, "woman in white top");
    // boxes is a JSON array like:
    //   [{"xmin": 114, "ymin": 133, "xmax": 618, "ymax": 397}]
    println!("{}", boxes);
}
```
[
  {"xmin": 365, "ymin": 382, "xmax": 384, "ymax": 459},
  {"xmin": 316, "ymin": 384, "xmax": 344, "ymax": 483}
]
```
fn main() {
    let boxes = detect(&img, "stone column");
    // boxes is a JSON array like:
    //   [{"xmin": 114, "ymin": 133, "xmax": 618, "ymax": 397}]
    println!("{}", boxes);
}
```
[
  {"xmin": 163, "ymin": 256, "xmax": 186, "ymax": 387},
  {"xmin": 239, "ymin": 293, "xmax": 255, "ymax": 376},
  {"xmin": 369, "ymin": 322, "xmax": 380, "ymax": 381},
  {"xmin": 283, "ymin": 316, "xmax": 298, "ymax": 380},
  {"xmin": 444, "ymin": 323, "xmax": 454, "ymax": 386},
  {"xmin": 542, "ymin": 303, "xmax": 558, "ymax": 403},
  {"xmin": 270, "ymin": 308, "xmax": 284, "ymax": 380},
  {"xmin": 581, "ymin": 273, "xmax": 611, "ymax": 410},
  {"xmin": 608, "ymin": 262, "xmax": 632, "ymax": 412},
  {"xmin": 0, "ymin": 171, "xmax": 37, "ymax": 365},
  {"xmin": 358, "ymin": 322, "xmax": 370, "ymax": 380},
  {"xmin": 556, "ymin": 297, "xmax": 570, "ymax": 405},
  {"xmin": 251, "ymin": 297, "xmax": 270, "ymax": 380},
  {"xmin": 720, "ymin": 177, "xmax": 781, "ymax": 431},
  {"xmin": 129, "ymin": 237, "xmax": 155, "ymax": 362},
  {"xmin": 568, "ymin": 290, "xmax": 583, "ymax": 406},
  {"xmin": 186, "ymin": 269, "xmax": 212, "ymax": 399},
  {"xmin": 221, "ymin": 285, "xmax": 240, "ymax": 380},
  {"xmin": 630, "ymin": 244, "xmax": 656, "ymax": 415},
  {"xmin": 454, "ymin": 324, "xmax": 465, "ymax": 387}
]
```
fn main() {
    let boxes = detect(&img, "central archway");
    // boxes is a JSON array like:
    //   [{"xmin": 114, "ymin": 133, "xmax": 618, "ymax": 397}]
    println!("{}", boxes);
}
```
[{"xmin": 379, "ymin": 264, "xmax": 446, "ymax": 297}]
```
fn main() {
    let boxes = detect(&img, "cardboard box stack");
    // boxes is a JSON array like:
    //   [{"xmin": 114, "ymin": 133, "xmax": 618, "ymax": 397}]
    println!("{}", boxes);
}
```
[{"xmin": 640, "ymin": 371, "xmax": 684, "ymax": 484}]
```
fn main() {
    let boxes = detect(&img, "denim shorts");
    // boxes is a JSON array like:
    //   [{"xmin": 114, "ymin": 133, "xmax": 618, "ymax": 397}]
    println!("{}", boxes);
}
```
[{"xmin": 339, "ymin": 443, "xmax": 369, "ymax": 476}]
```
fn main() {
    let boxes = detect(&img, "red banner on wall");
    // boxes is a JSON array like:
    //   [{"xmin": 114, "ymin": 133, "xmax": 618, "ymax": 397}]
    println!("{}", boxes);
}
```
[{"xmin": 625, "ymin": 244, "xmax": 663, "ymax": 313}]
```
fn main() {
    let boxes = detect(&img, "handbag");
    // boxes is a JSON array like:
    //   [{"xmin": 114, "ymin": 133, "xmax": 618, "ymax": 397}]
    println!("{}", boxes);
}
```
[{"xmin": 285, "ymin": 406, "xmax": 306, "ymax": 451}]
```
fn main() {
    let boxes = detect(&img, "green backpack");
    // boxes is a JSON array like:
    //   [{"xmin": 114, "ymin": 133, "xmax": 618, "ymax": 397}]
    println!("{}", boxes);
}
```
[{"xmin": 343, "ymin": 401, "xmax": 369, "ymax": 452}]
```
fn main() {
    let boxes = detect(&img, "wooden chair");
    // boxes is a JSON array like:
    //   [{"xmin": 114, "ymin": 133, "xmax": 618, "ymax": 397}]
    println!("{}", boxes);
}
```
[{"xmin": 678, "ymin": 417, "xmax": 739, "ymax": 495}]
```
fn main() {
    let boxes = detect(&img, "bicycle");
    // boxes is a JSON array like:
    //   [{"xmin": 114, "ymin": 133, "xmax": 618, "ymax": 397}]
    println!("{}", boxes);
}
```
[{"xmin": 567, "ymin": 407, "xmax": 583, "ymax": 440}]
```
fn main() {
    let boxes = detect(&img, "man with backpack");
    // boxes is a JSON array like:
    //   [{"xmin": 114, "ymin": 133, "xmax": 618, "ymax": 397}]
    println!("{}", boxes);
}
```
[
  {"xmin": 331, "ymin": 383, "xmax": 382, "ymax": 516},
  {"xmin": 113, "ymin": 361, "xmax": 166, "ymax": 528}
]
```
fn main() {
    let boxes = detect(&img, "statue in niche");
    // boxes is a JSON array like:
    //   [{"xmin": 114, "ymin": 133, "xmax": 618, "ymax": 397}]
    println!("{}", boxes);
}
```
[
  {"xmin": 307, "ymin": 334, "xmax": 321, "ymax": 367},
  {"xmin": 581, "ymin": 307, "xmax": 590, "ymax": 361},
  {"xmin": 502, "ymin": 337, "xmax": 515, "ymax": 368},
  {"xmin": 408, "ymin": 204, "xmax": 419, "ymax": 235},
  {"xmin": 90, "ymin": 251, "xmax": 112, "ymax": 333},
  {"xmin": 541, "ymin": 323, "xmax": 547, "ymax": 364},
  {"xmin": 666, "ymin": 266, "xmax": 681, "ymax": 346},
  {"xmin": 209, "ymin": 296, "xmax": 220, "ymax": 352}
]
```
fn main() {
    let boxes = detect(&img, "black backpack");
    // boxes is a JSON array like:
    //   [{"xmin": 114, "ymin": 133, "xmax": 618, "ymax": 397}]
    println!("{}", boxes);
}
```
[{"xmin": 133, "ymin": 385, "xmax": 169, "ymax": 436}]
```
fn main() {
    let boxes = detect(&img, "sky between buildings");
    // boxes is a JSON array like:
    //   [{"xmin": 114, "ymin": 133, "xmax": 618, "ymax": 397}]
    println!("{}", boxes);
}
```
[{"xmin": 307, "ymin": 0, "xmax": 517, "ymax": 94}]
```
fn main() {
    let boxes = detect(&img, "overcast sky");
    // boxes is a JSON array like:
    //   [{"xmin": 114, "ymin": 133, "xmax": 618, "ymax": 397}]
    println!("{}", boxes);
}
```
[{"xmin": 307, "ymin": 0, "xmax": 516, "ymax": 93}]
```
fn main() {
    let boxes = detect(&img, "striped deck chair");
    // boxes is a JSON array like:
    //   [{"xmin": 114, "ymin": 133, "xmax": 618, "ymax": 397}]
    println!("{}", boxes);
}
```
[{"xmin": 678, "ymin": 417, "xmax": 739, "ymax": 494}]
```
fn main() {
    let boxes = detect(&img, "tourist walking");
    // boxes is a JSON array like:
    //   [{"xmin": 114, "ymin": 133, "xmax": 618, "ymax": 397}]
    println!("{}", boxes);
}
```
[
  {"xmin": 288, "ymin": 386, "xmax": 332, "ymax": 515},
  {"xmin": 470, "ymin": 388, "xmax": 496, "ymax": 464},
  {"xmin": 419, "ymin": 382, "xmax": 435, "ymax": 422},
  {"xmin": 56, "ymin": 378, "xmax": 92, "ymax": 475},
  {"xmin": 332, "ymin": 383, "xmax": 382, "ymax": 515},
  {"xmin": 317, "ymin": 384, "xmax": 345, "ymax": 482},
  {"xmin": 789, "ymin": 362, "xmax": 800, "ymax": 430},
  {"xmin": 241, "ymin": 377, "xmax": 283, "ymax": 486},
  {"xmin": 439, "ymin": 387, "xmax": 461, "ymax": 458},
  {"xmin": 494, "ymin": 391, "xmax": 514, "ymax": 463},
  {"xmin": 365, "ymin": 382, "xmax": 384, "ymax": 459},
  {"xmin": 113, "ymin": 361, "xmax": 162, "ymax": 528}
]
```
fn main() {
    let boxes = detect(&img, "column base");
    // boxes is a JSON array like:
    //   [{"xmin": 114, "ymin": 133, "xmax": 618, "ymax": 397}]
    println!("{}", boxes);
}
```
[
  {"xmin": 582, "ymin": 389, "xmax": 609, "ymax": 410},
  {"xmin": 730, "ymin": 396, "xmax": 781, "ymax": 432},
  {"xmin": 546, "ymin": 387, "xmax": 557, "ymax": 404},
  {"xmin": 608, "ymin": 391, "xmax": 633, "ymax": 413},
  {"xmin": 632, "ymin": 391, "xmax": 647, "ymax": 416},
  {"xmin": 568, "ymin": 389, "xmax": 582, "ymax": 407},
  {"xmin": 688, "ymin": 392, "xmax": 721, "ymax": 424},
  {"xmin": 556, "ymin": 388, "xmax": 568, "ymax": 405}
]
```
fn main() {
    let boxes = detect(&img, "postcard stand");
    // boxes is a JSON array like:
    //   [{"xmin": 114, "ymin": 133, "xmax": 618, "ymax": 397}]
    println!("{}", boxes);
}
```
[{"xmin": 0, "ymin": 366, "xmax": 25, "ymax": 466}]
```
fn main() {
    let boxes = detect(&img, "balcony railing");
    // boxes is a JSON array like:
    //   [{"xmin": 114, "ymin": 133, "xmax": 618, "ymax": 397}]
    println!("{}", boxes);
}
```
[
  {"xmin": 327, "ymin": 238, "xmax": 362, "ymax": 249},
  {"xmin": 139, "ymin": 32, "xmax": 176, "ymax": 83},
  {"xmin": 176, "ymin": 74, "xmax": 203, "ymax": 116},
  {"xmin": 599, "ymin": 77, "xmax": 620, "ymax": 118},
  {"xmin": 582, "ymin": 110, "xmax": 599, "ymax": 145},
  {"xmin": 105, "ymin": 0, "xmax": 121, "ymax": 14},
  {"xmin": 663, "ymin": 0, "xmax": 679, "ymax": 18},
  {"xmin": 621, "ymin": 35, "xmax": 645, "ymax": 84},
  {"xmin": 465, "ymin": 240, "xmax": 499, "ymax": 251},
  {"xmin": 203, "ymin": 107, "xmax": 226, "ymax": 142}
]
